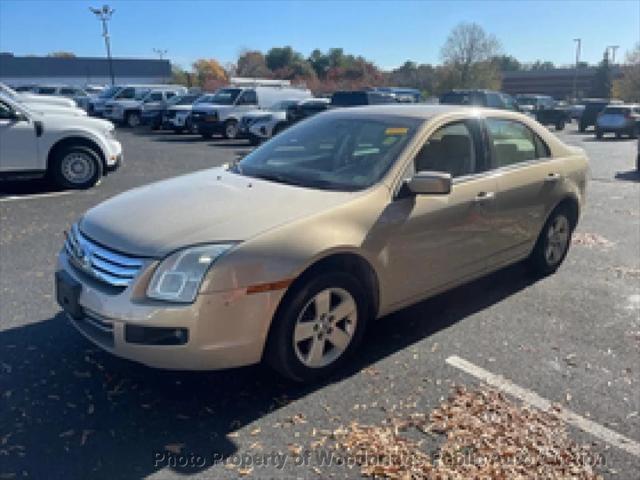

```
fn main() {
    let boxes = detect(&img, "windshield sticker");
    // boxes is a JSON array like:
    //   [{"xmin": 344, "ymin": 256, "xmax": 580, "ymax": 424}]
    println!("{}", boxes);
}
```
[{"xmin": 385, "ymin": 127, "xmax": 409, "ymax": 135}]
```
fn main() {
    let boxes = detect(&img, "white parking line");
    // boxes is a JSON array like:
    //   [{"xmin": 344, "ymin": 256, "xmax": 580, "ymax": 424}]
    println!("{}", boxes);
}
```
[
  {"xmin": 446, "ymin": 355, "xmax": 640, "ymax": 458},
  {"xmin": 0, "ymin": 191, "xmax": 75, "ymax": 203}
]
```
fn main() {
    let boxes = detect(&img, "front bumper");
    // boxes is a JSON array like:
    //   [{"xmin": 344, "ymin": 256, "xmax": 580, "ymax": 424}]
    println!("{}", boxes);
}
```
[
  {"xmin": 104, "ymin": 139, "xmax": 123, "ymax": 170},
  {"xmin": 56, "ymin": 249, "xmax": 282, "ymax": 370}
]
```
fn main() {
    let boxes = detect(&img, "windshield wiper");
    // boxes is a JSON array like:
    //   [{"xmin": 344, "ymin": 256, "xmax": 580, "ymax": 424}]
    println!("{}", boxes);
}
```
[{"xmin": 249, "ymin": 172, "xmax": 307, "ymax": 187}]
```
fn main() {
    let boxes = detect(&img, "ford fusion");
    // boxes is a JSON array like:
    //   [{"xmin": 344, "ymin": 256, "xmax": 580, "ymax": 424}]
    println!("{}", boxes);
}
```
[{"xmin": 56, "ymin": 105, "xmax": 588, "ymax": 382}]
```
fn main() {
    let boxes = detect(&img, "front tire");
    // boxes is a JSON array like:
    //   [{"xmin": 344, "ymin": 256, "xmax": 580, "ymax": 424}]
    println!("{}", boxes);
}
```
[
  {"xmin": 527, "ymin": 206, "xmax": 574, "ymax": 276},
  {"xmin": 555, "ymin": 119, "xmax": 565, "ymax": 131},
  {"xmin": 50, "ymin": 145, "xmax": 103, "ymax": 190},
  {"xmin": 596, "ymin": 129, "xmax": 603, "ymax": 139},
  {"xmin": 266, "ymin": 272, "xmax": 369, "ymax": 382}
]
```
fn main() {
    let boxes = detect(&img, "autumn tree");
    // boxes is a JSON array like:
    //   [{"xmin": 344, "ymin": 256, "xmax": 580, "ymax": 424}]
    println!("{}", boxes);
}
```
[
  {"xmin": 48, "ymin": 51, "xmax": 76, "ymax": 58},
  {"xmin": 590, "ymin": 50, "xmax": 613, "ymax": 98},
  {"xmin": 612, "ymin": 43, "xmax": 640, "ymax": 102},
  {"xmin": 192, "ymin": 58, "xmax": 228, "ymax": 89},
  {"xmin": 236, "ymin": 50, "xmax": 271, "ymax": 78},
  {"xmin": 440, "ymin": 22, "xmax": 501, "ymax": 89}
]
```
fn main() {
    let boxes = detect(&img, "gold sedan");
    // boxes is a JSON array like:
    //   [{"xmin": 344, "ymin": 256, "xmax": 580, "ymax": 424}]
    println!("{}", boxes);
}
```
[{"xmin": 56, "ymin": 105, "xmax": 589, "ymax": 382}]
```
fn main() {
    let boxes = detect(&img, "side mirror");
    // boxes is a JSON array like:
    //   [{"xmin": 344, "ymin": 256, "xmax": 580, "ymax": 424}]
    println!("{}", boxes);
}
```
[{"xmin": 406, "ymin": 171, "xmax": 452, "ymax": 195}]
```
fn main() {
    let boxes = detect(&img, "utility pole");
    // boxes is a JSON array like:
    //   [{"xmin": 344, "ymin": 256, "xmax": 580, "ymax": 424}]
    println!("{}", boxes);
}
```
[
  {"xmin": 90, "ymin": 5, "xmax": 116, "ymax": 86},
  {"xmin": 573, "ymin": 38, "xmax": 581, "ymax": 101},
  {"xmin": 153, "ymin": 48, "xmax": 168, "ymax": 60},
  {"xmin": 607, "ymin": 45, "xmax": 619, "ymax": 64}
]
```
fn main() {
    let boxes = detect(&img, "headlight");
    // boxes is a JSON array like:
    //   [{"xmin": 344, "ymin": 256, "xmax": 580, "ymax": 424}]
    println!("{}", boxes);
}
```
[
  {"xmin": 147, "ymin": 244, "xmax": 235, "ymax": 303},
  {"xmin": 105, "ymin": 128, "xmax": 116, "ymax": 140}
]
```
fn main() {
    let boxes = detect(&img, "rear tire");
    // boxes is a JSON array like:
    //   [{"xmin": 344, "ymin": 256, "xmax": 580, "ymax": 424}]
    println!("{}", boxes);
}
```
[
  {"xmin": 527, "ymin": 205, "xmax": 574, "ymax": 276},
  {"xmin": 50, "ymin": 145, "xmax": 103, "ymax": 190},
  {"xmin": 596, "ymin": 129, "xmax": 603, "ymax": 139},
  {"xmin": 125, "ymin": 111, "xmax": 141, "ymax": 128},
  {"xmin": 555, "ymin": 120, "xmax": 565, "ymax": 131},
  {"xmin": 265, "ymin": 272, "xmax": 369, "ymax": 383},
  {"xmin": 579, "ymin": 123, "xmax": 586, "ymax": 133},
  {"xmin": 222, "ymin": 119, "xmax": 239, "ymax": 140}
]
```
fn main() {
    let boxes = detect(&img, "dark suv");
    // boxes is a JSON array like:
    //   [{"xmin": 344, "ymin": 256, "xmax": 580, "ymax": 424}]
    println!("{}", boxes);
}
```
[
  {"xmin": 439, "ymin": 89, "xmax": 519, "ymax": 111},
  {"xmin": 578, "ymin": 99, "xmax": 610, "ymax": 132},
  {"xmin": 330, "ymin": 90, "xmax": 396, "ymax": 107}
]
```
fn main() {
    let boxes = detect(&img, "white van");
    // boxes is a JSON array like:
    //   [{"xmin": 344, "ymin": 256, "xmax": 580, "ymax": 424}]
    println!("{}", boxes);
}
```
[
  {"xmin": 191, "ymin": 80, "xmax": 311, "ymax": 139},
  {"xmin": 103, "ymin": 85, "xmax": 187, "ymax": 127}
]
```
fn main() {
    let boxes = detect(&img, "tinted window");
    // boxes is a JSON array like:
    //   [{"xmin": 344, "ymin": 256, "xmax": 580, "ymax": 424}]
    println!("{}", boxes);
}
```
[
  {"xmin": 166, "ymin": 92, "xmax": 176, "ymax": 99},
  {"xmin": 602, "ymin": 107, "xmax": 630, "ymax": 115},
  {"xmin": 238, "ymin": 90, "xmax": 257, "ymax": 105},
  {"xmin": 116, "ymin": 87, "xmax": 135, "ymax": 99},
  {"xmin": 486, "ymin": 118, "xmax": 549, "ymax": 167},
  {"xmin": 331, "ymin": 92, "xmax": 368, "ymax": 106},
  {"xmin": 0, "ymin": 101, "xmax": 14, "ymax": 119},
  {"xmin": 37, "ymin": 87, "xmax": 56, "ymax": 94},
  {"xmin": 59, "ymin": 88, "xmax": 76, "ymax": 95},
  {"xmin": 414, "ymin": 121, "xmax": 477, "ymax": 177},
  {"xmin": 147, "ymin": 92, "xmax": 163, "ymax": 102},
  {"xmin": 486, "ymin": 93, "xmax": 503, "ymax": 108}
]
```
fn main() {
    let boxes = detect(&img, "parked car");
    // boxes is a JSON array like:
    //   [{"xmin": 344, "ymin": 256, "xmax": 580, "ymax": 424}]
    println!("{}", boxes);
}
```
[
  {"xmin": 140, "ymin": 90, "xmax": 194, "ymax": 129},
  {"xmin": 87, "ymin": 85, "xmax": 121, "ymax": 117},
  {"xmin": 241, "ymin": 99, "xmax": 324, "ymax": 145},
  {"xmin": 569, "ymin": 104, "xmax": 585, "ymax": 121},
  {"xmin": 535, "ymin": 105, "xmax": 571, "ymax": 131},
  {"xmin": 31, "ymin": 85, "xmax": 92, "ymax": 110},
  {"xmin": 1, "ymin": 82, "xmax": 77, "ymax": 109},
  {"xmin": 439, "ymin": 89, "xmax": 519, "ymax": 111},
  {"xmin": 373, "ymin": 87, "xmax": 422, "ymax": 103},
  {"xmin": 104, "ymin": 85, "xmax": 187, "ymax": 127},
  {"xmin": 0, "ymin": 91, "xmax": 88, "ymax": 117},
  {"xmin": 286, "ymin": 98, "xmax": 330, "ymax": 125},
  {"xmin": 595, "ymin": 104, "xmax": 640, "ymax": 139},
  {"xmin": 515, "ymin": 94, "xmax": 555, "ymax": 114},
  {"xmin": 578, "ymin": 99, "xmax": 619, "ymax": 132},
  {"xmin": 192, "ymin": 84, "xmax": 311, "ymax": 139},
  {"xmin": 0, "ymin": 95, "xmax": 121, "ymax": 189},
  {"xmin": 55, "ymin": 105, "xmax": 588, "ymax": 382},
  {"xmin": 163, "ymin": 93, "xmax": 214, "ymax": 133},
  {"xmin": 330, "ymin": 90, "xmax": 396, "ymax": 107}
]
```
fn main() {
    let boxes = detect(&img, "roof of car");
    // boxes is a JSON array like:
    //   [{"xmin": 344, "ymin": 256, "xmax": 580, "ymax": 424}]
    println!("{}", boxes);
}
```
[{"xmin": 323, "ymin": 103, "xmax": 516, "ymax": 119}]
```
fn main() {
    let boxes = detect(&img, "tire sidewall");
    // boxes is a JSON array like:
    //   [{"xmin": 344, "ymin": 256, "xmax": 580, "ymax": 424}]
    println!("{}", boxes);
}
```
[
  {"xmin": 126, "ymin": 111, "xmax": 141, "ymax": 128},
  {"xmin": 266, "ymin": 272, "xmax": 370, "ymax": 382},
  {"xmin": 223, "ymin": 119, "xmax": 238, "ymax": 139},
  {"xmin": 529, "ymin": 206, "xmax": 573, "ymax": 275},
  {"xmin": 51, "ymin": 145, "xmax": 103, "ymax": 190}
]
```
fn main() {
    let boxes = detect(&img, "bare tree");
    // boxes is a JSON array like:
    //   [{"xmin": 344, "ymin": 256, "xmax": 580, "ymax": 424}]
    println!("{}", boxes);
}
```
[{"xmin": 440, "ymin": 23, "xmax": 501, "ymax": 88}]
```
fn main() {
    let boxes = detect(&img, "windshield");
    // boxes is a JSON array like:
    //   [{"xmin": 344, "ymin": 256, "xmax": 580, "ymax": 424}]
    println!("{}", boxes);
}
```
[
  {"xmin": 209, "ymin": 88, "xmax": 242, "ymax": 105},
  {"xmin": 234, "ymin": 114, "xmax": 420, "ymax": 191}
]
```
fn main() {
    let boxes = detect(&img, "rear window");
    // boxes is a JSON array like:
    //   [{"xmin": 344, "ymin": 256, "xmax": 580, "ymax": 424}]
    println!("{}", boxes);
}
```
[
  {"xmin": 331, "ymin": 92, "xmax": 368, "ymax": 106},
  {"xmin": 602, "ymin": 107, "xmax": 630, "ymax": 115}
]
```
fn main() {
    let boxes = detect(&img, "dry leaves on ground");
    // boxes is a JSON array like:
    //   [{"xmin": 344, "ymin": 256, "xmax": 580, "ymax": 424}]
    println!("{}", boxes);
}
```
[
  {"xmin": 571, "ymin": 233, "xmax": 614, "ymax": 248},
  {"xmin": 320, "ymin": 386, "xmax": 603, "ymax": 479}
]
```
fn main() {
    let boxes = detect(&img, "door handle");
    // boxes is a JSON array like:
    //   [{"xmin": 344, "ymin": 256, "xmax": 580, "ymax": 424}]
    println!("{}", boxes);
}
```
[
  {"xmin": 474, "ymin": 191, "xmax": 496, "ymax": 202},
  {"xmin": 544, "ymin": 173, "xmax": 562, "ymax": 182}
]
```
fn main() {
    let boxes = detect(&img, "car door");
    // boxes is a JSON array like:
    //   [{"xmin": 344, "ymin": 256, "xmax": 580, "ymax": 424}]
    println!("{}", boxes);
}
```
[
  {"xmin": 0, "ymin": 100, "xmax": 39, "ymax": 172},
  {"xmin": 379, "ymin": 119, "xmax": 503, "ymax": 307},
  {"xmin": 484, "ymin": 117, "xmax": 568, "ymax": 266},
  {"xmin": 235, "ymin": 90, "xmax": 258, "ymax": 115}
]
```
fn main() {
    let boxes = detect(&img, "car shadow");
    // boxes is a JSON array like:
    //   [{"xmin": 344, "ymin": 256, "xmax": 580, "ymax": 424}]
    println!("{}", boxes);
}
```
[
  {"xmin": 0, "ymin": 178, "xmax": 63, "ymax": 197},
  {"xmin": 614, "ymin": 169, "xmax": 640, "ymax": 182},
  {"xmin": 0, "ymin": 263, "xmax": 536, "ymax": 479}
]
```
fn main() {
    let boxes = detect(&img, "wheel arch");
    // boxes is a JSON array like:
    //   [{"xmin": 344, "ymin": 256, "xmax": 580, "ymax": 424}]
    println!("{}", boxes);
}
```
[
  {"xmin": 47, "ymin": 136, "xmax": 106, "ymax": 172},
  {"xmin": 547, "ymin": 194, "xmax": 580, "ymax": 229}
]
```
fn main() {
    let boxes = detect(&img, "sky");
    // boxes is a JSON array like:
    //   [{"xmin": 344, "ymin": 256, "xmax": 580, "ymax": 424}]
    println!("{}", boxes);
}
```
[{"xmin": 0, "ymin": 0, "xmax": 638, "ymax": 70}]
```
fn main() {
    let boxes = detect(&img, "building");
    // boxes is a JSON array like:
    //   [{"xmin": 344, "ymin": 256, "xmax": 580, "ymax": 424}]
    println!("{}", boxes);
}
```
[
  {"xmin": 0, "ymin": 53, "xmax": 171, "ymax": 87},
  {"xmin": 501, "ymin": 67, "xmax": 622, "ymax": 100}
]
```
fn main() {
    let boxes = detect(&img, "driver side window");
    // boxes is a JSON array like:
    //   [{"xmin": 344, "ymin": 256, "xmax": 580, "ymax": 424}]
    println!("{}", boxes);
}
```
[
  {"xmin": 238, "ymin": 90, "xmax": 257, "ymax": 105},
  {"xmin": 413, "ymin": 121, "xmax": 477, "ymax": 178}
]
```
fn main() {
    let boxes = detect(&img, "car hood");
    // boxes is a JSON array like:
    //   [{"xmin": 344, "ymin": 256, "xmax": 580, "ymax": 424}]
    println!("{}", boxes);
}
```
[
  {"xmin": 26, "ymin": 104, "xmax": 88, "ymax": 116},
  {"xmin": 40, "ymin": 113, "xmax": 113, "ymax": 130},
  {"xmin": 79, "ymin": 167, "xmax": 358, "ymax": 258},
  {"xmin": 19, "ymin": 93, "xmax": 76, "ymax": 107}
]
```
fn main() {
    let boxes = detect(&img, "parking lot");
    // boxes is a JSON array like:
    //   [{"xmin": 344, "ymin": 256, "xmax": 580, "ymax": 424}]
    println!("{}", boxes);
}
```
[{"xmin": 1, "ymin": 124, "xmax": 638, "ymax": 479}]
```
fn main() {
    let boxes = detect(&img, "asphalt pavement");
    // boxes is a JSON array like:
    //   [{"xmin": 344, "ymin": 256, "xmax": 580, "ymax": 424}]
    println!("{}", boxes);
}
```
[{"xmin": 0, "ymin": 125, "xmax": 638, "ymax": 479}]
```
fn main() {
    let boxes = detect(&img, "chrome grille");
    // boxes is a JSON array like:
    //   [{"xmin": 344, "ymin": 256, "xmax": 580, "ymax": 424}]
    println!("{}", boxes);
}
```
[{"xmin": 65, "ymin": 225, "xmax": 144, "ymax": 288}]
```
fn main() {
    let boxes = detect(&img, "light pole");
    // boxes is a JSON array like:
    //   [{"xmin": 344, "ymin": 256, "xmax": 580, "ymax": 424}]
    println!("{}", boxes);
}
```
[
  {"xmin": 573, "ymin": 38, "xmax": 581, "ymax": 101},
  {"xmin": 90, "ymin": 5, "xmax": 115, "ymax": 86},
  {"xmin": 153, "ymin": 48, "xmax": 168, "ymax": 60}
]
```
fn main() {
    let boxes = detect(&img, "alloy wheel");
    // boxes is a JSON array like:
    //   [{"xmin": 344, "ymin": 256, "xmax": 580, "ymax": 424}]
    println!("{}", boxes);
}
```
[
  {"xmin": 293, "ymin": 287, "xmax": 357, "ymax": 368},
  {"xmin": 545, "ymin": 214, "xmax": 570, "ymax": 266}
]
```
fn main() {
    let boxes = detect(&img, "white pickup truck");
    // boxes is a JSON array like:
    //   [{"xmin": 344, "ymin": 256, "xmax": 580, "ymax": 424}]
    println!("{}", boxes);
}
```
[
  {"xmin": 0, "ymin": 95, "xmax": 122, "ymax": 189},
  {"xmin": 1, "ymin": 82, "xmax": 77, "ymax": 108}
]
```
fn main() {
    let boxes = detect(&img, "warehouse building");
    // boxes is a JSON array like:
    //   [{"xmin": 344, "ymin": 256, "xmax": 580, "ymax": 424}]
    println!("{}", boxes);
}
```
[
  {"xmin": 0, "ymin": 53, "xmax": 171, "ymax": 87},
  {"xmin": 501, "ymin": 66, "xmax": 623, "ymax": 100}
]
